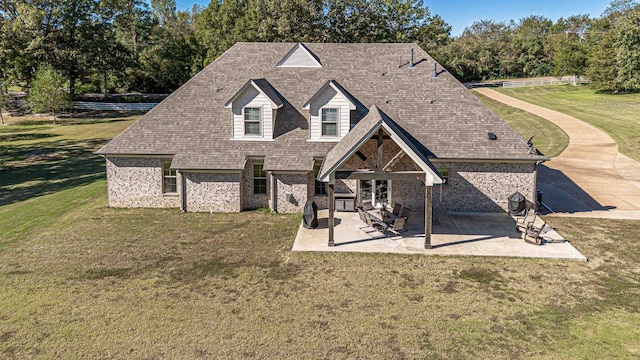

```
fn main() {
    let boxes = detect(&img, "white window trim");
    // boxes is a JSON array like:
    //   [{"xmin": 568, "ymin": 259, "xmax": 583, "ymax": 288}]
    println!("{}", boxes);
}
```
[
  {"xmin": 321, "ymin": 107, "xmax": 339, "ymax": 138},
  {"xmin": 244, "ymin": 106, "xmax": 262, "ymax": 137}
]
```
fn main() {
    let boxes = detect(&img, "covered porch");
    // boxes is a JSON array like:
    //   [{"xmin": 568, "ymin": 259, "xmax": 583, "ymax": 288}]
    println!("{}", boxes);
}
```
[
  {"xmin": 316, "ymin": 105, "xmax": 444, "ymax": 249},
  {"xmin": 292, "ymin": 209, "xmax": 587, "ymax": 260}
]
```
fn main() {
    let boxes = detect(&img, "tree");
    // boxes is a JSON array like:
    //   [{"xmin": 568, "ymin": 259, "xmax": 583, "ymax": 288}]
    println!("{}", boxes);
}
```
[
  {"xmin": 615, "ymin": 4, "xmax": 640, "ymax": 90},
  {"xmin": 28, "ymin": 66, "xmax": 69, "ymax": 124},
  {"xmin": 587, "ymin": 1, "xmax": 640, "ymax": 91},
  {"xmin": 548, "ymin": 15, "xmax": 591, "ymax": 80},
  {"xmin": 0, "ymin": 86, "xmax": 7, "ymax": 125}
]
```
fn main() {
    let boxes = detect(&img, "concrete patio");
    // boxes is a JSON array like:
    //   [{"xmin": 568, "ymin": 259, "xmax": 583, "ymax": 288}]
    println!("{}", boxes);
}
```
[{"xmin": 292, "ymin": 210, "xmax": 587, "ymax": 261}]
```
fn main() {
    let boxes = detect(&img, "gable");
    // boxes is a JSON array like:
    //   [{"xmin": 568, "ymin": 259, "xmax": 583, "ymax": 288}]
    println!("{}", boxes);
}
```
[{"xmin": 277, "ymin": 43, "xmax": 322, "ymax": 68}]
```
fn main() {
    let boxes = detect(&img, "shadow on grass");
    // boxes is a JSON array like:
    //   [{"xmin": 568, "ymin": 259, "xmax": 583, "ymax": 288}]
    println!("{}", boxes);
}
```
[
  {"xmin": 0, "ymin": 138, "xmax": 108, "ymax": 206},
  {"xmin": 0, "ymin": 133, "xmax": 58, "ymax": 142},
  {"xmin": 7, "ymin": 110, "xmax": 143, "ymax": 127}
]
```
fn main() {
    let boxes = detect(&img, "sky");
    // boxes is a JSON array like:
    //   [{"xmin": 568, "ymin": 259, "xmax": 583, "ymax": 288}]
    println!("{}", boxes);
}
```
[{"xmin": 174, "ymin": 0, "xmax": 612, "ymax": 37}]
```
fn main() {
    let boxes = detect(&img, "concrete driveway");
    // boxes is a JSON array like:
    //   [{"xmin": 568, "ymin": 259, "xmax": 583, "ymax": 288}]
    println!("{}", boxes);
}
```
[{"xmin": 475, "ymin": 88, "xmax": 640, "ymax": 215}]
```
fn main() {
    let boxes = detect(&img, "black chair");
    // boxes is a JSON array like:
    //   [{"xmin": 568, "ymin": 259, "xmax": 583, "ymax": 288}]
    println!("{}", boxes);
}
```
[
  {"xmin": 400, "ymin": 207, "xmax": 412, "ymax": 220},
  {"xmin": 392, "ymin": 203, "xmax": 402, "ymax": 216}
]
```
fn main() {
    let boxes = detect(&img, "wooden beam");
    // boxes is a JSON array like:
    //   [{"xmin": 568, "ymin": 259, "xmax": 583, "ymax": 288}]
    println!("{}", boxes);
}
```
[
  {"xmin": 355, "ymin": 151, "xmax": 378, "ymax": 171},
  {"xmin": 335, "ymin": 171, "xmax": 425, "ymax": 181},
  {"xmin": 425, "ymin": 185, "xmax": 432, "ymax": 249},
  {"xmin": 328, "ymin": 183, "xmax": 335, "ymax": 247},
  {"xmin": 381, "ymin": 150, "xmax": 405, "ymax": 172},
  {"xmin": 377, "ymin": 129, "xmax": 384, "ymax": 170}
]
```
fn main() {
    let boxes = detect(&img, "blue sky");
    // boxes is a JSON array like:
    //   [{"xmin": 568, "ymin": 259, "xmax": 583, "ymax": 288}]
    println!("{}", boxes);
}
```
[{"xmin": 174, "ymin": 0, "xmax": 611, "ymax": 36}]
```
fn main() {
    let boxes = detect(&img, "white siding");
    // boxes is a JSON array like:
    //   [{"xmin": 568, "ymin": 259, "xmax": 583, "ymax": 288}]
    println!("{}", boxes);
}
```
[
  {"xmin": 309, "ymin": 86, "xmax": 351, "ymax": 141},
  {"xmin": 277, "ymin": 45, "xmax": 321, "ymax": 67},
  {"xmin": 231, "ymin": 86, "xmax": 274, "ymax": 140}
]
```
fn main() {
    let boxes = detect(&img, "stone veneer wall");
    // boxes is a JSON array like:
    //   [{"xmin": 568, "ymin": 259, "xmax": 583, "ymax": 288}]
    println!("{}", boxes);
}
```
[
  {"xmin": 430, "ymin": 162, "xmax": 536, "ymax": 212},
  {"xmin": 273, "ymin": 173, "xmax": 309, "ymax": 213},
  {"xmin": 184, "ymin": 172, "xmax": 241, "ymax": 212},
  {"xmin": 243, "ymin": 159, "xmax": 270, "ymax": 210},
  {"xmin": 105, "ymin": 157, "xmax": 181, "ymax": 208},
  {"xmin": 391, "ymin": 179, "xmax": 426, "ymax": 212}
]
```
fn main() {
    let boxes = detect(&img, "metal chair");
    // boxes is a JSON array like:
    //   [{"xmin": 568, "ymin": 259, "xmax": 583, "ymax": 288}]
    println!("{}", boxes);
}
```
[
  {"xmin": 392, "ymin": 203, "xmax": 402, "ymax": 216},
  {"xmin": 400, "ymin": 207, "xmax": 412, "ymax": 220},
  {"xmin": 364, "ymin": 212, "xmax": 387, "ymax": 232},
  {"xmin": 385, "ymin": 217, "xmax": 407, "ymax": 235}
]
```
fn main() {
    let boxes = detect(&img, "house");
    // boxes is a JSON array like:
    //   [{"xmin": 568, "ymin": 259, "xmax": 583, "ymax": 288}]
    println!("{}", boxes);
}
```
[{"xmin": 96, "ymin": 42, "xmax": 547, "ymax": 247}]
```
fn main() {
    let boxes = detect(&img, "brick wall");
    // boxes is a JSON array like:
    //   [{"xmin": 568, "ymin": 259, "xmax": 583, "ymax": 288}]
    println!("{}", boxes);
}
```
[
  {"xmin": 105, "ymin": 157, "xmax": 180, "ymax": 208},
  {"xmin": 429, "ymin": 162, "xmax": 536, "ymax": 212},
  {"xmin": 273, "ymin": 173, "xmax": 308, "ymax": 213},
  {"xmin": 184, "ymin": 172, "xmax": 241, "ymax": 212}
]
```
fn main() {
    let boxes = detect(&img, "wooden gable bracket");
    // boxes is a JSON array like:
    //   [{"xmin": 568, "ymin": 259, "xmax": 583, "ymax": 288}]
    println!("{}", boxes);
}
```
[
  {"xmin": 355, "ymin": 151, "xmax": 378, "ymax": 171},
  {"xmin": 382, "ymin": 150, "xmax": 405, "ymax": 172}
]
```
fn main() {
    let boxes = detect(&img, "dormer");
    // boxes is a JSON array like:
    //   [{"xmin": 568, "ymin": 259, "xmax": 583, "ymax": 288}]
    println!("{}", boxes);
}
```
[
  {"xmin": 303, "ymin": 80, "xmax": 357, "ymax": 142},
  {"xmin": 277, "ymin": 43, "xmax": 322, "ymax": 68},
  {"xmin": 225, "ymin": 79, "xmax": 283, "ymax": 141}
]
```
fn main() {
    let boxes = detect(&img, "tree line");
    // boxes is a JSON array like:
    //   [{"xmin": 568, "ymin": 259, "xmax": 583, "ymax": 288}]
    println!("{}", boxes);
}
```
[
  {"xmin": 436, "ymin": 0, "xmax": 640, "ymax": 91},
  {"xmin": 0, "ymin": 0, "xmax": 638, "ymax": 104}
]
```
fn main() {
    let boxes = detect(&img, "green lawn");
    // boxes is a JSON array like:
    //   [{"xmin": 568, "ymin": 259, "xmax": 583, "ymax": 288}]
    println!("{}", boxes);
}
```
[
  {"xmin": 474, "ymin": 92, "xmax": 569, "ymax": 158},
  {"xmin": 496, "ymin": 85, "xmax": 640, "ymax": 162},
  {"xmin": 1, "ymin": 114, "xmax": 639, "ymax": 358}
]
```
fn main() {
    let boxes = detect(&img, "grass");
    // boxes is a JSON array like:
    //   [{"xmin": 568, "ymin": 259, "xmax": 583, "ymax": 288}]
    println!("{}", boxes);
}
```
[
  {"xmin": 0, "ymin": 112, "xmax": 139, "ymax": 206},
  {"xmin": 474, "ymin": 92, "xmax": 570, "ymax": 158},
  {"xmin": 1, "ymin": 113, "xmax": 639, "ymax": 358},
  {"xmin": 496, "ymin": 85, "xmax": 640, "ymax": 162}
]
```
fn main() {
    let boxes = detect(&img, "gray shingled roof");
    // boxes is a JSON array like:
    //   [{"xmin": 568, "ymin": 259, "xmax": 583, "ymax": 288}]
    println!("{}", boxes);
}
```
[{"xmin": 97, "ymin": 42, "xmax": 547, "ymax": 171}]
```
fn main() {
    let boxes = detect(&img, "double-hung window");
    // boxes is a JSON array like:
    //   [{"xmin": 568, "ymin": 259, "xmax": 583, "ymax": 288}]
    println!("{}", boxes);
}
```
[
  {"xmin": 162, "ymin": 161, "xmax": 177, "ymax": 194},
  {"xmin": 244, "ymin": 107, "xmax": 261, "ymax": 136},
  {"xmin": 313, "ymin": 161, "xmax": 327, "ymax": 195},
  {"xmin": 254, "ymin": 163, "xmax": 267, "ymax": 194},
  {"xmin": 321, "ymin": 108, "xmax": 338, "ymax": 137}
]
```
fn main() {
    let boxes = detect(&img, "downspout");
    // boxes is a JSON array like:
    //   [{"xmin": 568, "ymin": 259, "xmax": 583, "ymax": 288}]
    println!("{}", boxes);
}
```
[{"xmin": 179, "ymin": 170, "xmax": 187, "ymax": 212}]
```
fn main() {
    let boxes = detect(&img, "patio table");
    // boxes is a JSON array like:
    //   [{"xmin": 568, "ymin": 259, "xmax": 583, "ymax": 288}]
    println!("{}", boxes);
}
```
[{"xmin": 367, "ymin": 209, "xmax": 399, "ymax": 224}]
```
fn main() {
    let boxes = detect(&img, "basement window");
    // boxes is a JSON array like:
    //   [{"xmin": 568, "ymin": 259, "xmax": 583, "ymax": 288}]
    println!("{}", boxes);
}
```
[
  {"xmin": 254, "ymin": 163, "xmax": 267, "ymax": 194},
  {"xmin": 162, "ymin": 161, "xmax": 177, "ymax": 194}
]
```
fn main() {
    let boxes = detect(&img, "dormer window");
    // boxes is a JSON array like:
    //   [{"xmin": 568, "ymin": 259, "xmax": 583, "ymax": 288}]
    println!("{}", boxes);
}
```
[
  {"xmin": 225, "ymin": 79, "xmax": 283, "ymax": 141},
  {"xmin": 303, "ymin": 80, "xmax": 358, "ymax": 142},
  {"xmin": 244, "ymin": 107, "xmax": 261, "ymax": 136},
  {"xmin": 321, "ymin": 108, "xmax": 338, "ymax": 137}
]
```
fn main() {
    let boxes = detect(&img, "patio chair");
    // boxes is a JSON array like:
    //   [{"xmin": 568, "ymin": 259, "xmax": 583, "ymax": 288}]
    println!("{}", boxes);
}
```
[
  {"xmin": 357, "ymin": 207, "xmax": 367, "ymax": 223},
  {"xmin": 385, "ymin": 217, "xmax": 407, "ymax": 235},
  {"xmin": 524, "ymin": 221, "xmax": 547, "ymax": 245},
  {"xmin": 364, "ymin": 212, "xmax": 387, "ymax": 233},
  {"xmin": 516, "ymin": 209, "xmax": 536, "ymax": 233},
  {"xmin": 392, "ymin": 203, "xmax": 402, "ymax": 216},
  {"xmin": 400, "ymin": 207, "xmax": 411, "ymax": 220}
]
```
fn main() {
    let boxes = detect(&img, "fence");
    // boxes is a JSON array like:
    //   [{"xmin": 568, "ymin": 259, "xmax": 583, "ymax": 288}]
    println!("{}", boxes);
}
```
[
  {"xmin": 73, "ymin": 101, "xmax": 158, "ymax": 111},
  {"xmin": 502, "ymin": 79, "xmax": 570, "ymax": 88}
]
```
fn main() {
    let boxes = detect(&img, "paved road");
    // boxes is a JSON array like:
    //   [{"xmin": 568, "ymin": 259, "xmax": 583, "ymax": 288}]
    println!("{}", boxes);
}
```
[{"xmin": 475, "ymin": 88, "xmax": 640, "ymax": 216}]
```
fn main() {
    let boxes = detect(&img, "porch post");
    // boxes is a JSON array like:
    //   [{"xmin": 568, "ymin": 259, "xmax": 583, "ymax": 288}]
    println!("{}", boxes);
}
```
[
  {"xmin": 328, "ymin": 183, "xmax": 335, "ymax": 246},
  {"xmin": 425, "ymin": 184, "xmax": 432, "ymax": 249}
]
